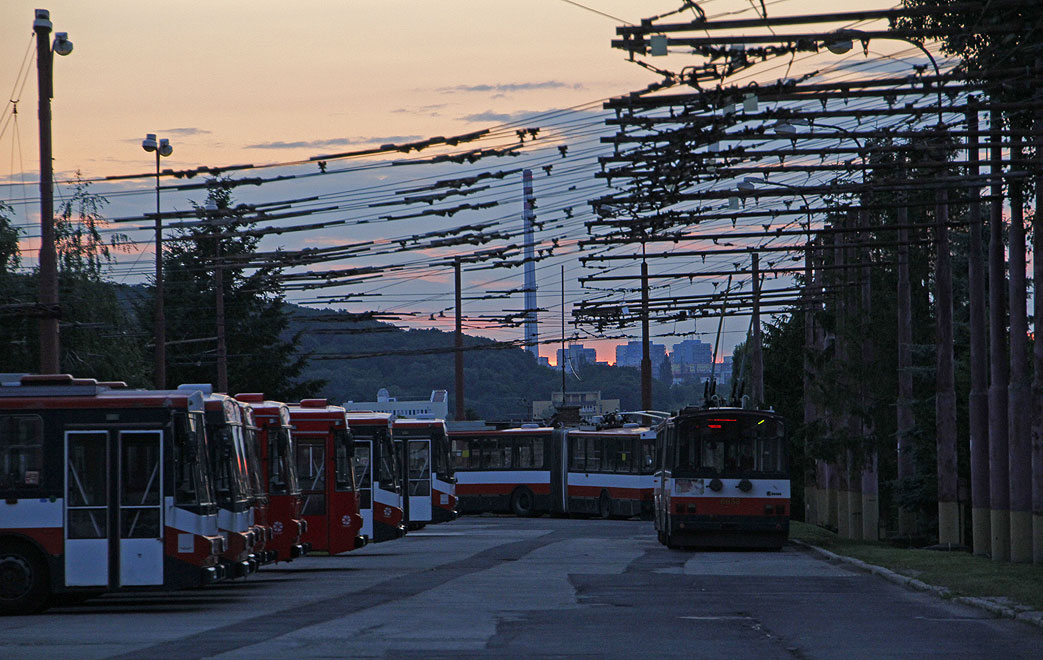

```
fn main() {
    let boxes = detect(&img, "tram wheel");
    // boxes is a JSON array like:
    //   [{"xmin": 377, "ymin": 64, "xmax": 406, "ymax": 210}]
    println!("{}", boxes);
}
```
[
  {"xmin": 0, "ymin": 542, "xmax": 50, "ymax": 615},
  {"xmin": 598, "ymin": 492, "xmax": 612, "ymax": 519},
  {"xmin": 510, "ymin": 487, "xmax": 536, "ymax": 517}
]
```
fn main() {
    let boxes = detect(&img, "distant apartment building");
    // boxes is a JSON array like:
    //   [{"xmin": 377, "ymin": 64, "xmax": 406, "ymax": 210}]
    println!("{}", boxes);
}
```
[
  {"xmin": 532, "ymin": 390, "xmax": 620, "ymax": 422},
  {"xmin": 614, "ymin": 340, "xmax": 666, "ymax": 369},
  {"xmin": 343, "ymin": 388, "xmax": 448, "ymax": 419},
  {"xmin": 556, "ymin": 343, "xmax": 597, "ymax": 368},
  {"xmin": 669, "ymin": 338, "xmax": 714, "ymax": 385}
]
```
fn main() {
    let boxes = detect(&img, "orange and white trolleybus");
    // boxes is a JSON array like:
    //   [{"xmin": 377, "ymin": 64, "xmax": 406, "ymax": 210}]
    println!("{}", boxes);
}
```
[
  {"xmin": 0, "ymin": 375, "xmax": 225, "ymax": 615},
  {"xmin": 653, "ymin": 406, "xmax": 789, "ymax": 549}
]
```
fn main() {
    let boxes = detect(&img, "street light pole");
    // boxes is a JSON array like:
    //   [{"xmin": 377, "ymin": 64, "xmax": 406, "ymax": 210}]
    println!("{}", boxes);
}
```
[
  {"xmin": 142, "ymin": 133, "xmax": 173, "ymax": 388},
  {"xmin": 34, "ymin": 9, "xmax": 72, "ymax": 374}
]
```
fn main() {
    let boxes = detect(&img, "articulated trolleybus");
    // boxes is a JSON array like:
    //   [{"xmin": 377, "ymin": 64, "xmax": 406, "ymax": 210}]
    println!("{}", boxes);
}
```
[
  {"xmin": 560, "ymin": 421, "xmax": 657, "ymax": 519},
  {"xmin": 450, "ymin": 424, "xmax": 555, "ymax": 516},
  {"xmin": 0, "ymin": 375, "xmax": 225, "ymax": 615},
  {"xmin": 654, "ymin": 406, "xmax": 789, "ymax": 549}
]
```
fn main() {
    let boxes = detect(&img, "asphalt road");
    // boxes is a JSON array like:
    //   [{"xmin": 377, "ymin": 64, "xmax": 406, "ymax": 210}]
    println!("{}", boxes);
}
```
[{"xmin": 2, "ymin": 517, "xmax": 1041, "ymax": 659}]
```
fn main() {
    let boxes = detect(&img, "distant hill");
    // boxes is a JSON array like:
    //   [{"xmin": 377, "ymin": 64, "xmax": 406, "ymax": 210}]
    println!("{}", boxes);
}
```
[{"xmin": 285, "ymin": 305, "xmax": 707, "ymax": 421}]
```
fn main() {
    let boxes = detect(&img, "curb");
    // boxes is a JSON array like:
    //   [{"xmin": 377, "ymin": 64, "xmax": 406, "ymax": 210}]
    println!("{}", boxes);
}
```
[{"xmin": 789, "ymin": 539, "xmax": 1043, "ymax": 630}]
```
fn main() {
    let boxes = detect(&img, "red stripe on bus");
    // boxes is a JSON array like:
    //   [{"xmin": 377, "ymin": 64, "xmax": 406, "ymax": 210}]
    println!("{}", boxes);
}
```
[
  {"xmin": 457, "ymin": 482, "xmax": 550, "ymax": 496},
  {"xmin": 567, "ymin": 485, "xmax": 648, "ymax": 499},
  {"xmin": 671, "ymin": 496, "xmax": 789, "ymax": 516},
  {"xmin": 5, "ymin": 527, "xmax": 62, "ymax": 556}
]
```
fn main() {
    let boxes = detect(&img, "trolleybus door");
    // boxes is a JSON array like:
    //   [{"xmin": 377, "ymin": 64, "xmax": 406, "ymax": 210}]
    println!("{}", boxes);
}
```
[
  {"xmin": 118, "ymin": 431, "xmax": 164, "ymax": 585},
  {"xmin": 354, "ymin": 439, "xmax": 373, "ymax": 539},
  {"xmin": 64, "ymin": 430, "xmax": 164, "ymax": 588},
  {"xmin": 407, "ymin": 440, "xmax": 431, "ymax": 523},
  {"xmin": 296, "ymin": 438, "xmax": 327, "ymax": 546}
]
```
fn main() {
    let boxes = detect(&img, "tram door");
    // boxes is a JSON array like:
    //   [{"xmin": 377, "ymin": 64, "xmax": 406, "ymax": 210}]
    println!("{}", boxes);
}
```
[
  {"xmin": 354, "ymin": 439, "xmax": 373, "ymax": 538},
  {"xmin": 296, "ymin": 438, "xmax": 327, "ymax": 549},
  {"xmin": 65, "ymin": 430, "xmax": 164, "ymax": 587},
  {"xmin": 407, "ymin": 440, "xmax": 432, "ymax": 523}
]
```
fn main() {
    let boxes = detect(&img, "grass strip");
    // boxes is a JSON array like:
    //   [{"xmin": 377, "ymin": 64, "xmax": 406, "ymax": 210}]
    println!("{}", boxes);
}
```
[{"xmin": 789, "ymin": 521, "xmax": 1043, "ymax": 611}]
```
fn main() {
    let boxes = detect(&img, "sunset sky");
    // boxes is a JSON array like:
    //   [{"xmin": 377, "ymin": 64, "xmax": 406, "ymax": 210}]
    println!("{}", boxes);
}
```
[{"xmin": 1, "ymin": 1, "xmax": 906, "ymax": 366}]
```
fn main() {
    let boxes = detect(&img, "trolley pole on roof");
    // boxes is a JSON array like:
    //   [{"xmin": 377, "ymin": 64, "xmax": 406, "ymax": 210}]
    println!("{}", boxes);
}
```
[
  {"xmin": 751, "ymin": 252, "xmax": 763, "ymax": 408},
  {"xmin": 454, "ymin": 258, "xmax": 464, "ymax": 420}
]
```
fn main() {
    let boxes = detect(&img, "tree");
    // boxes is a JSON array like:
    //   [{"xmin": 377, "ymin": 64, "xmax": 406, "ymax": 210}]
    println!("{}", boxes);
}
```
[{"xmin": 155, "ymin": 178, "xmax": 322, "ymax": 400}]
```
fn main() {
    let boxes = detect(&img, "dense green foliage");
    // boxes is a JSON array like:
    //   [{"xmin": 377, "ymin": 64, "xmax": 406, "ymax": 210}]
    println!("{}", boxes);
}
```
[{"xmin": 143, "ymin": 178, "xmax": 322, "ymax": 400}]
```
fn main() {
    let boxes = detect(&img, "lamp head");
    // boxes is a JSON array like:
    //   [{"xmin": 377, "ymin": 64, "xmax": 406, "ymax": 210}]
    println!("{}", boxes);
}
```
[
  {"xmin": 142, "ymin": 133, "xmax": 157, "ymax": 152},
  {"xmin": 158, "ymin": 138, "xmax": 173, "ymax": 157},
  {"xmin": 737, "ymin": 181, "xmax": 757, "ymax": 193},
  {"xmin": 826, "ymin": 38, "xmax": 853, "ymax": 55},
  {"xmin": 53, "ymin": 32, "xmax": 73, "ymax": 56},
  {"xmin": 33, "ymin": 9, "xmax": 52, "ymax": 31}
]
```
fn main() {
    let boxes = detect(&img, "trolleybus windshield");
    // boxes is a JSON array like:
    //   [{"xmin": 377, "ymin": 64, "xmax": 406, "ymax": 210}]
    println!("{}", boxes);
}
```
[
  {"xmin": 674, "ymin": 416, "xmax": 785, "ymax": 477},
  {"xmin": 334, "ymin": 428, "xmax": 355, "ymax": 492},
  {"xmin": 173, "ymin": 411, "xmax": 215, "ymax": 509},
  {"xmin": 269, "ymin": 426, "xmax": 299, "ymax": 495}
]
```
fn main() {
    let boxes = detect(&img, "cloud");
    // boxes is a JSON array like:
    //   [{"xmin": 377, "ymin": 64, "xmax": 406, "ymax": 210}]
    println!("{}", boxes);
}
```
[
  {"xmin": 161, "ymin": 127, "xmax": 213, "ymax": 137},
  {"xmin": 245, "ymin": 136, "xmax": 424, "ymax": 150},
  {"xmin": 458, "ymin": 110, "xmax": 532, "ymax": 123},
  {"xmin": 439, "ymin": 81, "xmax": 584, "ymax": 94}
]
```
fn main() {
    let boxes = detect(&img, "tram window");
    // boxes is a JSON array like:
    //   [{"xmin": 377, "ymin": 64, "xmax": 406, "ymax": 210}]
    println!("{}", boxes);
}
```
[
  {"xmin": 532, "ymin": 437, "xmax": 544, "ymax": 469},
  {"xmin": 641, "ymin": 439, "xmax": 656, "ymax": 474},
  {"xmin": 269, "ymin": 435, "xmax": 287, "ymax": 493},
  {"xmin": 586, "ymin": 438, "xmax": 601, "ymax": 472},
  {"xmin": 334, "ymin": 430, "xmax": 354, "ymax": 492},
  {"xmin": 354, "ymin": 442, "xmax": 372, "ymax": 490},
  {"xmin": 517, "ymin": 439, "xmax": 532, "ymax": 468},
  {"xmin": 602, "ymin": 439, "xmax": 617, "ymax": 472},
  {"xmin": 0, "ymin": 415, "xmax": 44, "ymax": 490},
  {"xmin": 485, "ymin": 440, "xmax": 503, "ymax": 469},
  {"xmin": 296, "ymin": 439, "xmax": 326, "ymax": 492},
  {"xmin": 570, "ymin": 437, "xmax": 585, "ymax": 471}
]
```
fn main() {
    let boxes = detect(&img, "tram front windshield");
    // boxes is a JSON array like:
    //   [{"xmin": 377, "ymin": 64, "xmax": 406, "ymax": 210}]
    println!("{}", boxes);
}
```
[{"xmin": 674, "ymin": 415, "xmax": 785, "ymax": 477}]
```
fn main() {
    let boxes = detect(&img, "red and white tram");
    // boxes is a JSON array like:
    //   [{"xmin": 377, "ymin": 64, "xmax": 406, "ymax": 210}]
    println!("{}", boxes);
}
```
[
  {"xmin": 653, "ymin": 406, "xmax": 789, "ymax": 549},
  {"xmin": 449, "ymin": 425, "xmax": 555, "ymax": 517},
  {"xmin": 560, "ymin": 422, "xmax": 657, "ymax": 518},
  {"xmin": 346, "ymin": 412, "xmax": 405, "ymax": 542},
  {"xmin": 0, "ymin": 375, "xmax": 225, "ymax": 615},
  {"xmin": 287, "ymin": 400, "xmax": 366, "ymax": 554},
  {"xmin": 392, "ymin": 417, "xmax": 457, "ymax": 527},
  {"xmin": 234, "ymin": 394, "xmax": 307, "ymax": 561}
]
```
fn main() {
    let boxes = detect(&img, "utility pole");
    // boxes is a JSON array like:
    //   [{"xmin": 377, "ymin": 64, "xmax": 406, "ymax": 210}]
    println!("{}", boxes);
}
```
[
  {"xmin": 34, "ymin": 9, "xmax": 62, "ymax": 373},
  {"xmin": 896, "ymin": 160, "xmax": 917, "ymax": 537},
  {"xmin": 966, "ymin": 98, "xmax": 991, "ymax": 557},
  {"xmin": 640, "ymin": 247, "xmax": 652, "ymax": 411},
  {"xmin": 935, "ymin": 184, "xmax": 958, "ymax": 546},
  {"xmin": 1008, "ymin": 132, "xmax": 1031, "ymax": 562},
  {"xmin": 1032, "ymin": 74, "xmax": 1043, "ymax": 563},
  {"xmin": 142, "ymin": 133, "xmax": 173, "ymax": 389},
  {"xmin": 988, "ymin": 107, "xmax": 1011, "ymax": 562},
  {"xmin": 454, "ymin": 258, "xmax": 464, "ymax": 421},
  {"xmin": 210, "ymin": 202, "xmax": 228, "ymax": 393}
]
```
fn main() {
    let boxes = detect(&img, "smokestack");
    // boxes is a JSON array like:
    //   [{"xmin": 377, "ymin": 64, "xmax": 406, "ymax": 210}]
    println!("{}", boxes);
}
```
[{"xmin": 523, "ymin": 169, "xmax": 539, "ymax": 359}]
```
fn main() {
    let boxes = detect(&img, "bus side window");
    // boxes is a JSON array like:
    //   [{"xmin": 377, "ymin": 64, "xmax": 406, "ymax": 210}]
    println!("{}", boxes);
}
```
[
  {"xmin": 0, "ymin": 415, "xmax": 44, "ymax": 491},
  {"xmin": 602, "ymin": 438, "xmax": 617, "ymax": 473},
  {"xmin": 570, "ymin": 436, "xmax": 585, "ymax": 472}
]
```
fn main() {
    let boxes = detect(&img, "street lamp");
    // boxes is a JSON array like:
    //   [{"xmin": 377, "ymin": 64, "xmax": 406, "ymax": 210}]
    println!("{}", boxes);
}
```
[
  {"xmin": 34, "ymin": 9, "xmax": 73, "ymax": 373},
  {"xmin": 142, "ymin": 133, "xmax": 173, "ymax": 388}
]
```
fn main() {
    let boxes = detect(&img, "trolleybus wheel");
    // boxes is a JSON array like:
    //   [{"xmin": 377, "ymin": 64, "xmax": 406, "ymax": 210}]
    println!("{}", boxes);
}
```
[
  {"xmin": 598, "ymin": 491, "xmax": 612, "ymax": 519},
  {"xmin": 510, "ymin": 487, "xmax": 536, "ymax": 517},
  {"xmin": 0, "ymin": 542, "xmax": 50, "ymax": 615}
]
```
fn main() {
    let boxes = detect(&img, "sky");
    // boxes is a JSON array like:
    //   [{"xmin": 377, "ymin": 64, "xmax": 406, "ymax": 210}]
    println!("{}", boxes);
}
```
[{"xmin": 0, "ymin": 1, "xmax": 906, "ymax": 367}]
